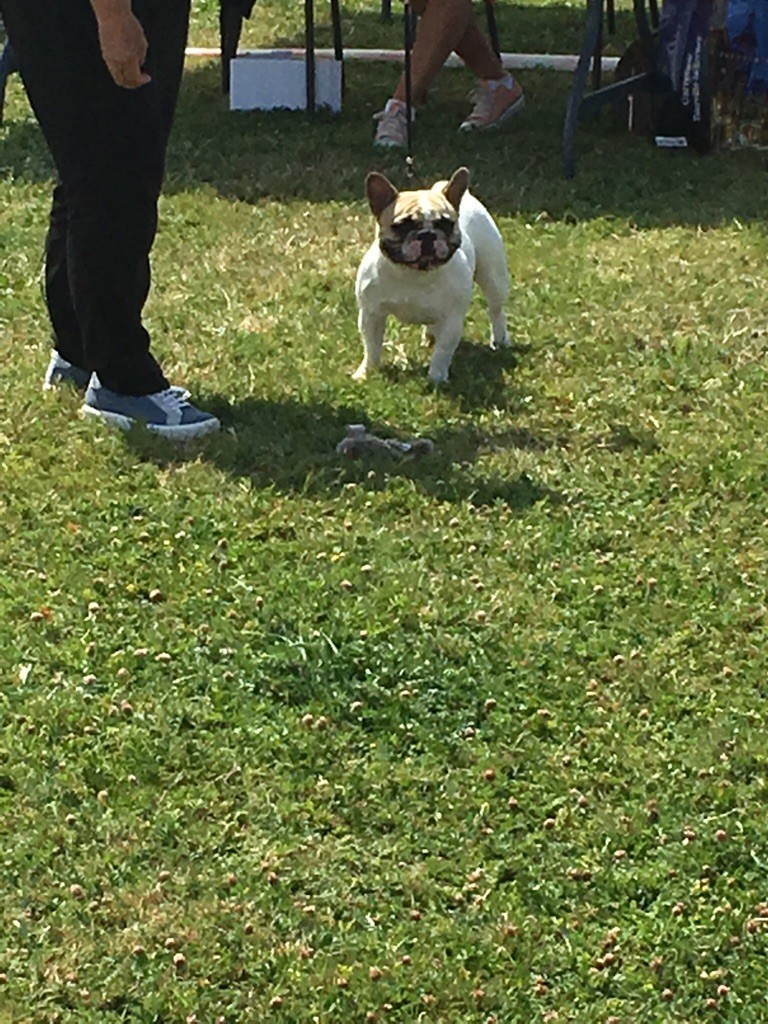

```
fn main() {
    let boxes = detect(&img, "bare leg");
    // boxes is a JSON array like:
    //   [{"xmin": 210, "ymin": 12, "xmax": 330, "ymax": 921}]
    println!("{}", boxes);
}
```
[
  {"xmin": 453, "ymin": 12, "xmax": 506, "ymax": 80},
  {"xmin": 392, "ymin": 0, "xmax": 504, "ymax": 106}
]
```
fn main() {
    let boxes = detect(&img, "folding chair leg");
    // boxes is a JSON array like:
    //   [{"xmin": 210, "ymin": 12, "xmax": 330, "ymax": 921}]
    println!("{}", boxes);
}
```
[
  {"xmin": 563, "ymin": 0, "xmax": 604, "ymax": 177},
  {"xmin": 607, "ymin": 0, "xmax": 616, "ymax": 35},
  {"xmin": 305, "ymin": 0, "xmax": 315, "ymax": 113},
  {"xmin": 330, "ymin": 0, "xmax": 344, "ymax": 95},
  {"xmin": 592, "ymin": 16, "xmax": 603, "ymax": 91},
  {"xmin": 219, "ymin": 5, "xmax": 244, "ymax": 94}
]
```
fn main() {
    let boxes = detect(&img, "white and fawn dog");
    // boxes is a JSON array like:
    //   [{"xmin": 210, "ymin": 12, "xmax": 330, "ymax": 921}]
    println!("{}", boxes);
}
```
[{"xmin": 354, "ymin": 166, "xmax": 511, "ymax": 383}]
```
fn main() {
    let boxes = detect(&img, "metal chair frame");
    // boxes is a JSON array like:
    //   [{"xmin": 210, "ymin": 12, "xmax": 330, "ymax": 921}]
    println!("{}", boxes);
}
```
[{"xmin": 562, "ymin": 0, "xmax": 661, "ymax": 177}]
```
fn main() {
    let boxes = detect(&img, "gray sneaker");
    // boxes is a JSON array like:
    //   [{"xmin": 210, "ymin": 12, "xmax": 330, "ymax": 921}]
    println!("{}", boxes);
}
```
[
  {"xmin": 82, "ymin": 378, "xmax": 220, "ymax": 440},
  {"xmin": 43, "ymin": 351, "xmax": 91, "ymax": 391},
  {"xmin": 373, "ymin": 98, "xmax": 411, "ymax": 149},
  {"xmin": 459, "ymin": 76, "xmax": 525, "ymax": 132}
]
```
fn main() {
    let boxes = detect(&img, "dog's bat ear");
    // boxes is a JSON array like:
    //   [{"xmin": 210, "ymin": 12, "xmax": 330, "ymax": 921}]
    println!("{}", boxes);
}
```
[
  {"xmin": 442, "ymin": 166, "xmax": 470, "ymax": 211},
  {"xmin": 366, "ymin": 172, "xmax": 399, "ymax": 218}
]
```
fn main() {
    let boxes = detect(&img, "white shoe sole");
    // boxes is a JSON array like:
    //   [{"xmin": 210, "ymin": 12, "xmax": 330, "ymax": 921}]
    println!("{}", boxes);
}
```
[
  {"xmin": 43, "ymin": 372, "xmax": 92, "ymax": 392},
  {"xmin": 81, "ymin": 404, "xmax": 221, "ymax": 440},
  {"xmin": 373, "ymin": 137, "xmax": 406, "ymax": 149}
]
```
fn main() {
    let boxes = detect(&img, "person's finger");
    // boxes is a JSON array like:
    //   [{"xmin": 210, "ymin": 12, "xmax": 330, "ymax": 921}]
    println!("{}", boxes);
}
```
[
  {"xmin": 109, "ymin": 59, "xmax": 151, "ymax": 89},
  {"xmin": 117, "ymin": 63, "xmax": 147, "ymax": 88},
  {"xmin": 127, "ymin": 71, "xmax": 152, "ymax": 89}
]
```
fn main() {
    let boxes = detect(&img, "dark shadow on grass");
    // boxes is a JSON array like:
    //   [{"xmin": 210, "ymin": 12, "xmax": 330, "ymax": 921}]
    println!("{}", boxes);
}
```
[
  {"xmin": 381, "ymin": 338, "xmax": 525, "ymax": 413},
  {"xmin": 442, "ymin": 339, "xmax": 525, "ymax": 412},
  {"xmin": 124, "ymin": 394, "xmax": 562, "ymax": 510},
  {"xmin": 168, "ymin": 60, "xmax": 768, "ymax": 230},
  {"xmin": 3, "ymin": 4, "xmax": 768, "ymax": 228}
]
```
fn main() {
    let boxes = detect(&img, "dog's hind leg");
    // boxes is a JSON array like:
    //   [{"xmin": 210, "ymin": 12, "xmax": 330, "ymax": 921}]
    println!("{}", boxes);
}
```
[{"xmin": 474, "ymin": 237, "xmax": 511, "ymax": 350}]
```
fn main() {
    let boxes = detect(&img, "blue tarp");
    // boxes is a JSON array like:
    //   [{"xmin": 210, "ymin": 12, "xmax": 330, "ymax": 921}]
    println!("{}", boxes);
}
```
[{"xmin": 727, "ymin": 0, "xmax": 768, "ymax": 93}]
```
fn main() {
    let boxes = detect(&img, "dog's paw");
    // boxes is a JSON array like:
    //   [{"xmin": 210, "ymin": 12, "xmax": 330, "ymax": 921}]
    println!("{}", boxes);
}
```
[
  {"xmin": 352, "ymin": 363, "xmax": 369, "ymax": 381},
  {"xmin": 428, "ymin": 367, "xmax": 450, "ymax": 385},
  {"xmin": 491, "ymin": 331, "xmax": 512, "ymax": 350}
]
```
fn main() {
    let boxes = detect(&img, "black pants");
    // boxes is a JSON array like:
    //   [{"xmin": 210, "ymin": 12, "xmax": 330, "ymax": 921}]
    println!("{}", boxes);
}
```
[{"xmin": 0, "ymin": 0, "xmax": 190, "ymax": 395}]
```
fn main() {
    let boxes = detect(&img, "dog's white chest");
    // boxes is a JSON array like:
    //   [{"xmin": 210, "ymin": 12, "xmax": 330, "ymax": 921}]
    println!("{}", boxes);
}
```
[
  {"xmin": 377, "ymin": 276, "xmax": 462, "ymax": 324},
  {"xmin": 356, "ymin": 243, "xmax": 475, "ymax": 326}
]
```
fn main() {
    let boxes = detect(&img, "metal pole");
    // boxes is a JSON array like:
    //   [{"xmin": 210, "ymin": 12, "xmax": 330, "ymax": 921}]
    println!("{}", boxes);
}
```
[{"xmin": 305, "ymin": 0, "xmax": 316, "ymax": 113}]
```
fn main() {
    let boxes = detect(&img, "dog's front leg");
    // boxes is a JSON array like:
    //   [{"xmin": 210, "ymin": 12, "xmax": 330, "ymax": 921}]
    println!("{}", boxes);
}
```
[
  {"xmin": 488, "ymin": 309, "xmax": 511, "ymax": 350},
  {"xmin": 428, "ymin": 316, "xmax": 464, "ymax": 383},
  {"xmin": 353, "ymin": 310, "xmax": 387, "ymax": 380}
]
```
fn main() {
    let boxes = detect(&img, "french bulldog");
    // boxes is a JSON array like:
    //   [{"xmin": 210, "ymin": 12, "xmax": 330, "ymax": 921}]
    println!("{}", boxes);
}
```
[{"xmin": 354, "ymin": 166, "xmax": 511, "ymax": 383}]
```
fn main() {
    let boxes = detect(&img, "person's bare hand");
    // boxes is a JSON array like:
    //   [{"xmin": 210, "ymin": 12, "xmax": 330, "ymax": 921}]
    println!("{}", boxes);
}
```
[{"xmin": 91, "ymin": 2, "xmax": 151, "ymax": 89}]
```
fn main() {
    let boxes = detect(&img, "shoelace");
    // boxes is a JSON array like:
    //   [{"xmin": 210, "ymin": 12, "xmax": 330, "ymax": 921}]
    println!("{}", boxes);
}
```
[
  {"xmin": 374, "ymin": 105, "xmax": 407, "ymax": 131},
  {"xmin": 155, "ymin": 387, "xmax": 189, "ymax": 412}
]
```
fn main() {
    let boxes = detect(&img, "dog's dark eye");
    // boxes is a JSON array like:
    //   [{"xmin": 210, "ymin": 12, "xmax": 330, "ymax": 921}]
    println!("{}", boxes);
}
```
[
  {"xmin": 435, "ymin": 217, "xmax": 455, "ymax": 234},
  {"xmin": 392, "ymin": 219, "xmax": 416, "ymax": 237}
]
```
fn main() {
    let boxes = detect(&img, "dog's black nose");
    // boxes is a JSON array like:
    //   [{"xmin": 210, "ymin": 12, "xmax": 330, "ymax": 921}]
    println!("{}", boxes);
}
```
[{"xmin": 418, "ymin": 230, "xmax": 435, "ymax": 255}]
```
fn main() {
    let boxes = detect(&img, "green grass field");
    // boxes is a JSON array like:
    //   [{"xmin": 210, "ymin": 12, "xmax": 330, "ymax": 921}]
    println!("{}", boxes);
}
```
[{"xmin": 2, "ymin": 2, "xmax": 768, "ymax": 1021}]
